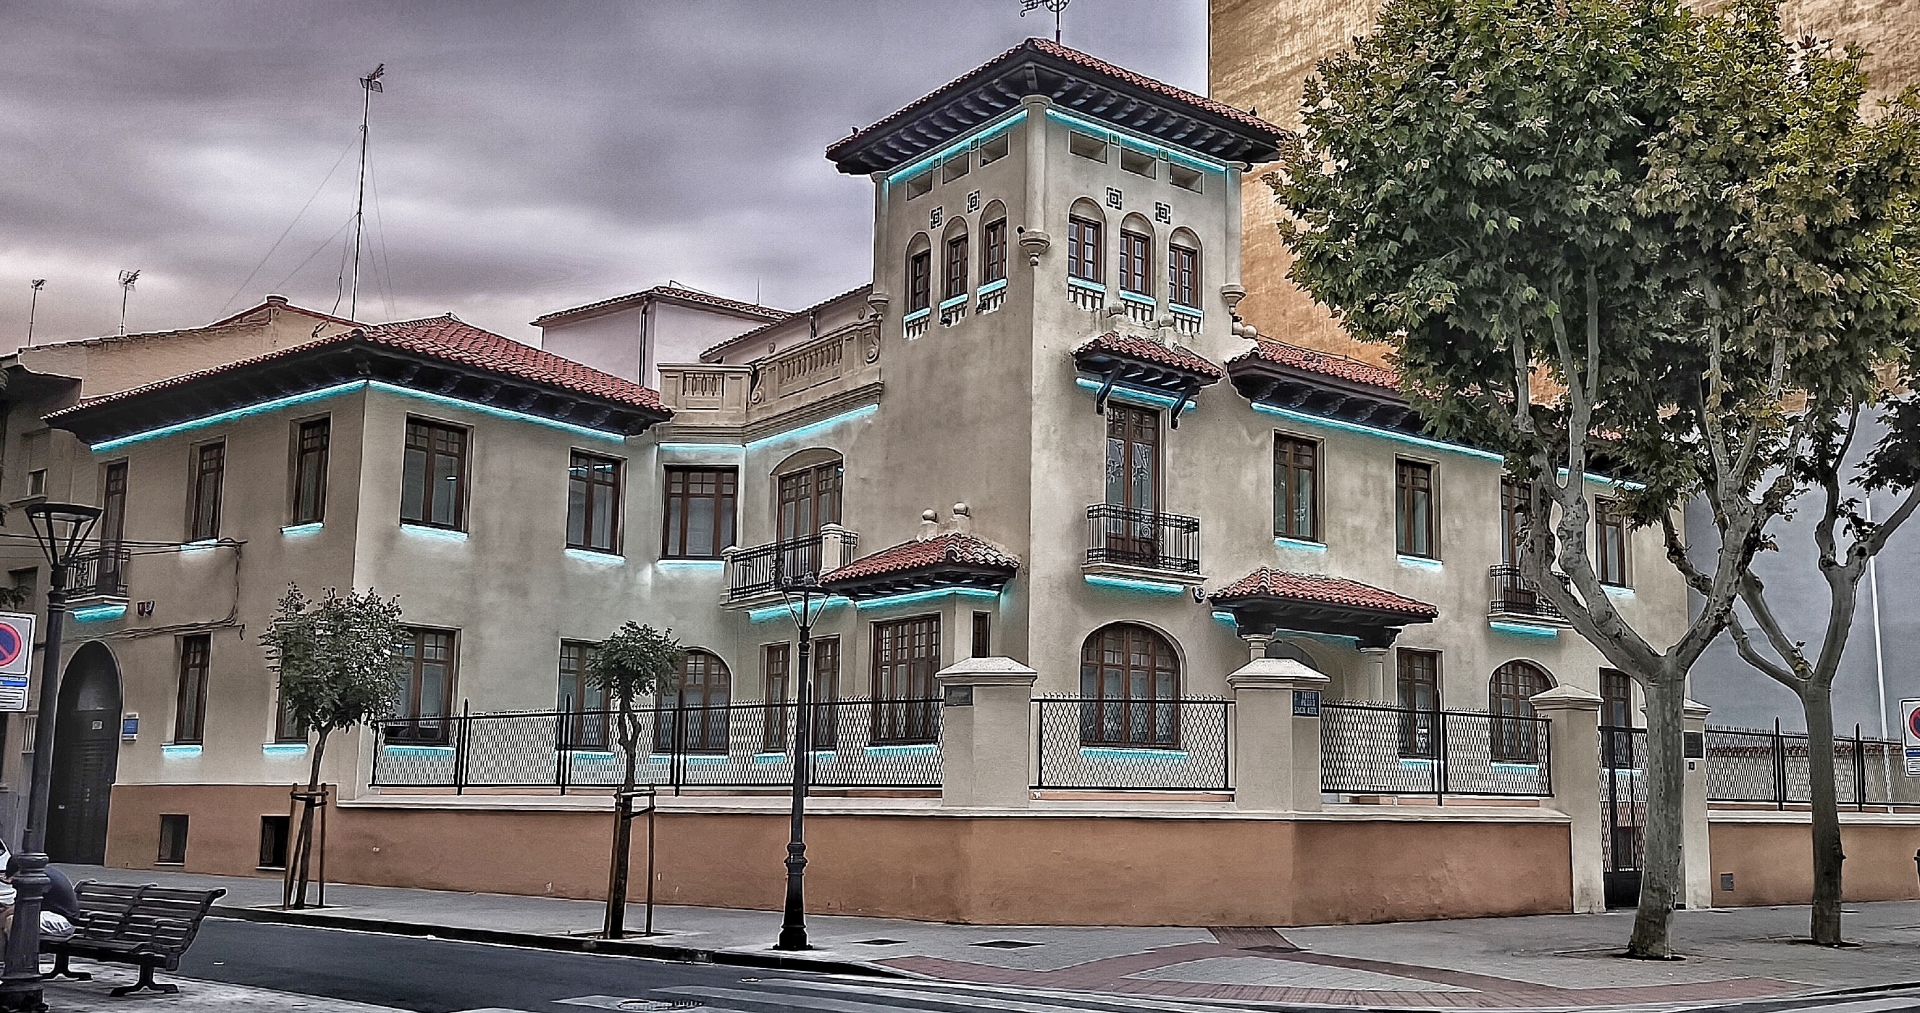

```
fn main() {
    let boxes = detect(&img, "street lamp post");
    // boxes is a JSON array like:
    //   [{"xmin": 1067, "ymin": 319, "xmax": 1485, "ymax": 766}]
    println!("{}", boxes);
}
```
[
  {"xmin": 1, "ymin": 503, "xmax": 100, "ymax": 1011},
  {"xmin": 774, "ymin": 572, "xmax": 831, "ymax": 952}
]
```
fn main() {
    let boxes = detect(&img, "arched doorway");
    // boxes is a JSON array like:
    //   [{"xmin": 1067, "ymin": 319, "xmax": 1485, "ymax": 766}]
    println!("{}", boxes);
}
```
[{"xmin": 49, "ymin": 641, "xmax": 122, "ymax": 864}]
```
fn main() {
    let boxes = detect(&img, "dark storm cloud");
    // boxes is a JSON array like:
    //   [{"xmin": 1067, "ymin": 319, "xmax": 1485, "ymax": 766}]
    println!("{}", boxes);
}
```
[{"xmin": 0, "ymin": 0, "xmax": 1206, "ymax": 347}]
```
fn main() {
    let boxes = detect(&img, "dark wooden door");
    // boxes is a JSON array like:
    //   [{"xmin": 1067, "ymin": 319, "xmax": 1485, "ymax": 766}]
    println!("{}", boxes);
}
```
[{"xmin": 48, "ymin": 643, "xmax": 122, "ymax": 865}]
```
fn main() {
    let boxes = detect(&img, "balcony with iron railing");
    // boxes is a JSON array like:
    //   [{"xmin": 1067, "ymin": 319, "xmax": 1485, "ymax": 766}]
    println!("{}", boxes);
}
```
[
  {"xmin": 657, "ymin": 320, "xmax": 882, "ymax": 433},
  {"xmin": 67, "ymin": 548, "xmax": 131, "ymax": 610},
  {"xmin": 1083, "ymin": 504, "xmax": 1204, "ymax": 586},
  {"xmin": 1487, "ymin": 564, "xmax": 1569, "ymax": 627},
  {"xmin": 723, "ymin": 526, "xmax": 859, "ymax": 607}
]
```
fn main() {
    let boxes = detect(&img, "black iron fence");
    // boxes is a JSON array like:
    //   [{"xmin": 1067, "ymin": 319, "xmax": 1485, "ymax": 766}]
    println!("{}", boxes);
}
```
[
  {"xmin": 371, "ymin": 697, "xmax": 941, "ymax": 792},
  {"xmin": 1084, "ymin": 504, "xmax": 1201, "ymax": 574},
  {"xmin": 1487, "ymin": 564, "xmax": 1563, "ymax": 622},
  {"xmin": 1705, "ymin": 723, "xmax": 1920, "ymax": 808},
  {"xmin": 726, "ymin": 533, "xmax": 857, "ymax": 601},
  {"xmin": 1320, "ymin": 702, "xmax": 1554, "ymax": 797},
  {"xmin": 70, "ymin": 548, "xmax": 130, "ymax": 598},
  {"xmin": 1032, "ymin": 697, "xmax": 1231, "ymax": 791}
]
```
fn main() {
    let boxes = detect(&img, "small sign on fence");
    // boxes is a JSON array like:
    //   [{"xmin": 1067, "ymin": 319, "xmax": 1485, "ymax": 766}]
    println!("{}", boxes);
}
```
[
  {"xmin": 1292, "ymin": 689, "xmax": 1321, "ymax": 717},
  {"xmin": 1902, "ymin": 699, "xmax": 1920, "ymax": 777}
]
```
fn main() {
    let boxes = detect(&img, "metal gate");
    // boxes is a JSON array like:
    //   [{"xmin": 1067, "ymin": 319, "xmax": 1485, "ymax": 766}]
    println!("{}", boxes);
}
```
[{"xmin": 1600, "ymin": 725, "xmax": 1646, "ymax": 909}]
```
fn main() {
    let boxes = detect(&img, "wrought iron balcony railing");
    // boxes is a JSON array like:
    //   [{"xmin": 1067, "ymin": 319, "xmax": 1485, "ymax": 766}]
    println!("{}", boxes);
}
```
[
  {"xmin": 1085, "ymin": 504, "xmax": 1201, "ymax": 575},
  {"xmin": 1488, "ymin": 564, "xmax": 1564, "ymax": 622},
  {"xmin": 69, "ymin": 549, "xmax": 131, "ymax": 600},
  {"xmin": 725, "ymin": 530, "xmax": 859, "ymax": 602}
]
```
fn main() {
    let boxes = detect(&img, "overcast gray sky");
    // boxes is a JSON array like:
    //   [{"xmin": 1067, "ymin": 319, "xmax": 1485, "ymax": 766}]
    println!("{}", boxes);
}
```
[{"xmin": 0, "ymin": 1, "xmax": 1208, "ymax": 348}]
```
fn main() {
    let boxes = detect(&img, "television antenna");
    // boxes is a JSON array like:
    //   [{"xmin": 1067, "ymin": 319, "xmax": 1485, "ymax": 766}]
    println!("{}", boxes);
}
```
[
  {"xmin": 26, "ymin": 280, "xmax": 44, "ymax": 347},
  {"xmin": 1021, "ymin": 0, "xmax": 1071, "ymax": 43},
  {"xmin": 341, "ymin": 63, "xmax": 385, "ymax": 320},
  {"xmin": 116, "ymin": 270, "xmax": 140, "ymax": 336}
]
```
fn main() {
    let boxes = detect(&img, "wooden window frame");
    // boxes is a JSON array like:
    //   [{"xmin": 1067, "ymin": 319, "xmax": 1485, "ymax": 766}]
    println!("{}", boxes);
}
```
[
  {"xmin": 156, "ymin": 814, "xmax": 189, "ymax": 866},
  {"xmin": 655, "ymin": 650, "xmax": 732, "ymax": 754},
  {"xmin": 1596, "ymin": 497, "xmax": 1631, "ymax": 587},
  {"xmin": 1067, "ymin": 215, "xmax": 1103, "ymax": 283},
  {"xmin": 1077, "ymin": 623, "xmax": 1182, "ymax": 748},
  {"xmin": 982, "ymin": 219, "xmax": 1007, "ymax": 284},
  {"xmin": 1490, "ymin": 661, "xmax": 1552, "ymax": 762},
  {"xmin": 400, "ymin": 418, "xmax": 469, "ymax": 531},
  {"xmin": 173, "ymin": 633, "xmax": 211, "ymax": 744},
  {"xmin": 274, "ymin": 687, "xmax": 307, "ymax": 743},
  {"xmin": 1118, "ymin": 229, "xmax": 1152, "ymax": 297},
  {"xmin": 661, "ymin": 466, "xmax": 737, "ymax": 559},
  {"xmin": 1169, "ymin": 244, "xmax": 1199, "ymax": 308},
  {"xmin": 763, "ymin": 642, "xmax": 791, "ymax": 750},
  {"xmin": 558, "ymin": 640, "xmax": 605, "ymax": 750},
  {"xmin": 1500, "ymin": 478, "xmax": 1527, "ymax": 564},
  {"xmin": 943, "ymin": 233, "xmax": 968, "ymax": 301},
  {"xmin": 971, "ymin": 611, "xmax": 991, "ymax": 658},
  {"xmin": 391, "ymin": 627, "xmax": 458, "ymax": 744},
  {"xmin": 567, "ymin": 450, "xmax": 624, "ymax": 554},
  {"xmin": 1395, "ymin": 648, "xmax": 1441, "ymax": 758},
  {"xmin": 290, "ymin": 416, "xmax": 330, "ymax": 526},
  {"xmin": 870, "ymin": 615, "xmax": 940, "ymax": 745},
  {"xmin": 810, "ymin": 635, "xmax": 841, "ymax": 749},
  {"xmin": 1395, "ymin": 458, "xmax": 1437, "ymax": 559},
  {"xmin": 1272, "ymin": 434, "xmax": 1320, "ymax": 542},
  {"xmin": 906, "ymin": 249, "xmax": 932, "ymax": 313},
  {"xmin": 99, "ymin": 460, "xmax": 128, "ymax": 594},
  {"xmin": 188, "ymin": 441, "xmax": 225, "ymax": 542}
]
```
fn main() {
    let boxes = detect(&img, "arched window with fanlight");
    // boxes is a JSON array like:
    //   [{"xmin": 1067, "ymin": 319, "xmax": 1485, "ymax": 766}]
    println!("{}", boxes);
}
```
[
  {"xmin": 1078, "ymin": 623, "xmax": 1181, "ymax": 747},
  {"xmin": 657, "ymin": 649, "xmax": 733, "ymax": 754},
  {"xmin": 1489, "ymin": 660, "xmax": 1553, "ymax": 762}
]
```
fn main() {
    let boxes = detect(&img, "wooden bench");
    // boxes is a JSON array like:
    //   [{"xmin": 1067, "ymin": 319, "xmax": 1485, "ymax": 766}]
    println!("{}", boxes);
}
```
[{"xmin": 43, "ymin": 881, "xmax": 226, "ymax": 996}]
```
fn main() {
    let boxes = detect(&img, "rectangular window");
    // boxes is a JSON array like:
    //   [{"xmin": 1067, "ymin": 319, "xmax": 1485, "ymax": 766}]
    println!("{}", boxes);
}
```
[
  {"xmin": 400, "ymin": 419, "xmax": 468, "ymax": 530},
  {"xmin": 662, "ymin": 466, "xmax": 737, "ymax": 559},
  {"xmin": 558, "ymin": 640, "xmax": 605, "ymax": 749},
  {"xmin": 21, "ymin": 430, "xmax": 48, "ymax": 499},
  {"xmin": 942, "ymin": 150, "xmax": 970, "ymax": 182},
  {"xmin": 292, "ymin": 418, "xmax": 330, "ymax": 525},
  {"xmin": 809, "ymin": 635, "xmax": 842, "ymax": 750},
  {"xmin": 258, "ymin": 815, "xmax": 290, "ymax": 870},
  {"xmin": 274, "ymin": 689, "xmax": 307, "ymax": 743},
  {"xmin": 99, "ymin": 460, "xmax": 128, "ymax": 593},
  {"xmin": 1068, "ymin": 131, "xmax": 1107, "ymax": 161},
  {"xmin": 1597, "ymin": 498, "xmax": 1630, "ymax": 586},
  {"xmin": 944, "ymin": 234, "xmax": 968, "ymax": 301},
  {"xmin": 26, "ymin": 470, "xmax": 45, "ymax": 498},
  {"xmin": 393, "ymin": 628, "xmax": 457, "ymax": 744},
  {"xmin": 1067, "ymin": 216, "xmax": 1103, "ymax": 283},
  {"xmin": 978, "ymin": 133, "xmax": 1009, "ymax": 165},
  {"xmin": 1168, "ymin": 163, "xmax": 1203, "ymax": 192},
  {"xmin": 1104, "ymin": 405, "xmax": 1159, "ymax": 513},
  {"xmin": 189, "ymin": 442, "xmax": 225, "ymax": 541},
  {"xmin": 1395, "ymin": 460, "xmax": 1435, "ymax": 558},
  {"xmin": 1396, "ymin": 649, "xmax": 1441, "ymax": 759},
  {"xmin": 763, "ymin": 642, "xmax": 790, "ymax": 750},
  {"xmin": 971, "ymin": 611, "xmax": 991, "ymax": 658},
  {"xmin": 1273, "ymin": 436, "xmax": 1318, "ymax": 541},
  {"xmin": 1601, "ymin": 668, "xmax": 1636, "ymax": 768},
  {"xmin": 1119, "ymin": 148, "xmax": 1156, "ymax": 178},
  {"xmin": 157, "ymin": 814, "xmax": 189, "ymax": 865},
  {"xmin": 871, "ymin": 616, "xmax": 939, "ymax": 745},
  {"xmin": 907, "ymin": 250, "xmax": 931, "ymax": 313},
  {"xmin": 173, "ymin": 634, "xmax": 210, "ymax": 744},
  {"xmin": 1169, "ymin": 245, "xmax": 1199, "ymax": 308},
  {"xmin": 1119, "ymin": 230, "xmax": 1152, "ymax": 296},
  {"xmin": 567, "ymin": 451, "xmax": 623, "ymax": 554},
  {"xmin": 982, "ymin": 219, "xmax": 1007, "ymax": 284},
  {"xmin": 1500, "ymin": 479, "xmax": 1527, "ymax": 564},
  {"xmin": 777, "ymin": 462, "xmax": 842, "ymax": 542}
]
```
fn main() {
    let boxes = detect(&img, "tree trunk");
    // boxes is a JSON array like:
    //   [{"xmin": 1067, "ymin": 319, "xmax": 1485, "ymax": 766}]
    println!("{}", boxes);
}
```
[
  {"xmin": 603, "ymin": 704, "xmax": 639, "ymax": 940},
  {"xmin": 1803, "ymin": 687, "xmax": 1845, "ymax": 944},
  {"xmin": 289, "ymin": 732, "xmax": 329, "ymax": 910},
  {"xmin": 1628, "ymin": 675, "xmax": 1686, "ymax": 958}
]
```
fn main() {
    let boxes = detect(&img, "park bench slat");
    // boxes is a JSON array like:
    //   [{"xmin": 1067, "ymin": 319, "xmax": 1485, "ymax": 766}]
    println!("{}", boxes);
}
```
[{"xmin": 44, "ymin": 882, "xmax": 225, "ymax": 996}]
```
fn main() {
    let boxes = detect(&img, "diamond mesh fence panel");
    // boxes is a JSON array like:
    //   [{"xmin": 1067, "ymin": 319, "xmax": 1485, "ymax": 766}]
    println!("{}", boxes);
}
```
[
  {"xmin": 1706, "ymin": 725, "xmax": 1918, "ymax": 806},
  {"xmin": 1032, "ymin": 698, "xmax": 1231, "ymax": 790},
  {"xmin": 1319, "ymin": 703, "xmax": 1552, "ymax": 797}
]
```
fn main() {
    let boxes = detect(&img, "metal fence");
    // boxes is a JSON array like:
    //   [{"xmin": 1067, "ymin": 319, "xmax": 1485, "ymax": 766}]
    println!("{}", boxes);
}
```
[
  {"xmin": 1705, "ymin": 723, "xmax": 1920, "ymax": 808},
  {"xmin": 371, "ymin": 697, "xmax": 941, "ymax": 792},
  {"xmin": 1032, "ymin": 697, "xmax": 1232, "ymax": 791},
  {"xmin": 1320, "ymin": 703, "xmax": 1554, "ymax": 798},
  {"xmin": 727, "ymin": 534, "xmax": 858, "ymax": 601}
]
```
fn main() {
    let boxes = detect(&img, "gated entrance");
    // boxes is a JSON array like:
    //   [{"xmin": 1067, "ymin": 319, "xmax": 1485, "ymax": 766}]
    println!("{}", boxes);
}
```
[
  {"xmin": 48, "ymin": 642, "xmax": 122, "ymax": 865},
  {"xmin": 1600, "ymin": 723, "xmax": 1647, "ymax": 908}
]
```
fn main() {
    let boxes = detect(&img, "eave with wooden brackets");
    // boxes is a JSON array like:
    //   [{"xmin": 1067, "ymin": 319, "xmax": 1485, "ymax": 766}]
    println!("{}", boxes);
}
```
[{"xmin": 1071, "ymin": 332, "xmax": 1223, "ymax": 430}]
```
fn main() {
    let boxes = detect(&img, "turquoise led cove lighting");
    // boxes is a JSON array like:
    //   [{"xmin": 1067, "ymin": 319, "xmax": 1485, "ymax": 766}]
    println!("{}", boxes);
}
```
[
  {"xmin": 91, "ymin": 381, "xmax": 364, "ymax": 453},
  {"xmin": 71, "ymin": 604, "xmax": 126, "ymax": 623},
  {"xmin": 744, "ymin": 404, "xmax": 878, "ymax": 451},
  {"xmin": 852, "ymin": 586, "xmax": 999, "ymax": 611},
  {"xmin": 1084, "ymin": 574, "xmax": 1188, "ymax": 595},
  {"xmin": 1489, "ymin": 620, "xmax": 1561, "ymax": 638}
]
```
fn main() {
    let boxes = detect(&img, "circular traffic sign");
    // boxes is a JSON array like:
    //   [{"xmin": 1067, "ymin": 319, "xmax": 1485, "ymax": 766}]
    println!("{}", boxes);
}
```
[
  {"xmin": 1908, "ymin": 705, "xmax": 1920, "ymax": 741},
  {"xmin": 0, "ymin": 622, "xmax": 24, "ymax": 669}
]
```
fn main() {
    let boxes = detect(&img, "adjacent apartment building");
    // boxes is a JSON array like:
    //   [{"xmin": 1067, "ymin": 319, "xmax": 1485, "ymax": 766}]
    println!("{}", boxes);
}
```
[{"xmin": 13, "ymin": 39, "xmax": 1903, "ymax": 925}]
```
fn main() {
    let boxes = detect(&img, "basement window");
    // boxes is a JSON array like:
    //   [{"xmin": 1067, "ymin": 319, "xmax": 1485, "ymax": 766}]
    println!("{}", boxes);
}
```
[
  {"xmin": 258, "ymin": 815, "xmax": 290, "ymax": 870},
  {"xmin": 978, "ymin": 133, "xmax": 1010, "ymax": 166},
  {"xmin": 1169, "ymin": 164, "xmax": 1203, "ymax": 193},
  {"xmin": 1120, "ymin": 148, "xmax": 1157, "ymax": 179},
  {"xmin": 904, "ymin": 170, "xmax": 933, "ymax": 200},
  {"xmin": 157, "ymin": 814, "xmax": 189, "ymax": 866},
  {"xmin": 943, "ymin": 151, "xmax": 971, "ymax": 182},
  {"xmin": 1069, "ymin": 131, "xmax": 1108, "ymax": 162}
]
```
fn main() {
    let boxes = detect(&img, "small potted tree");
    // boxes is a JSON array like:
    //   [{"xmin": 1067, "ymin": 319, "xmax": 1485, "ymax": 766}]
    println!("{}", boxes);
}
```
[
  {"xmin": 261, "ymin": 585, "xmax": 409, "ymax": 909},
  {"xmin": 586, "ymin": 622, "xmax": 682, "ymax": 938}
]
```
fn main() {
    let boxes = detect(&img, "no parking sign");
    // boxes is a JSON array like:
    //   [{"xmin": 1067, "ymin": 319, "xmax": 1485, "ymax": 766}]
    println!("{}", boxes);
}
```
[
  {"xmin": 1903, "ymin": 699, "xmax": 1920, "ymax": 777},
  {"xmin": 0, "ymin": 611, "xmax": 35, "ymax": 712}
]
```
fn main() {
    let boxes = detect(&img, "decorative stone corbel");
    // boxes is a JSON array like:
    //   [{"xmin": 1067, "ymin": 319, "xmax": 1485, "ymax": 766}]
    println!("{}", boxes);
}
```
[
  {"xmin": 1220, "ymin": 284, "xmax": 1246, "ymax": 314},
  {"xmin": 1019, "ymin": 230, "xmax": 1050, "ymax": 266}
]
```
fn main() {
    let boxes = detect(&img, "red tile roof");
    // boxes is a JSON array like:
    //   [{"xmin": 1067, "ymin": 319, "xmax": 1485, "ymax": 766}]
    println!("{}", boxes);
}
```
[
  {"xmin": 1076, "ymin": 333, "xmax": 1223, "ymax": 380},
  {"xmin": 1227, "ymin": 340, "xmax": 1400, "ymax": 392},
  {"xmin": 823, "ymin": 532, "xmax": 1019, "ymax": 585},
  {"xmin": 532, "ymin": 285, "xmax": 786, "ymax": 328},
  {"xmin": 48, "ymin": 315, "xmax": 668, "ymax": 419},
  {"xmin": 1210, "ymin": 567, "xmax": 1438, "ymax": 619}
]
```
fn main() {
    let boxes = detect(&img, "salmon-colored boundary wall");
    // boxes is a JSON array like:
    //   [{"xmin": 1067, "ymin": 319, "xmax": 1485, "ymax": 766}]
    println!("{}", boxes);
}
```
[
  {"xmin": 105, "ymin": 785, "xmax": 1571, "ymax": 926},
  {"xmin": 1709, "ymin": 817, "xmax": 1920, "ymax": 907}
]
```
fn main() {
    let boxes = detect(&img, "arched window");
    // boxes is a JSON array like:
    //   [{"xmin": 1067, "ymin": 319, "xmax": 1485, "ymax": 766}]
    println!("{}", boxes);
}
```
[
  {"xmin": 1169, "ymin": 229, "xmax": 1202, "ymax": 309},
  {"xmin": 772, "ymin": 449, "xmax": 844, "ymax": 580},
  {"xmin": 1079, "ymin": 623, "xmax": 1181, "ymax": 747},
  {"xmin": 1067, "ymin": 199, "xmax": 1105, "ymax": 284},
  {"xmin": 904, "ymin": 234, "xmax": 932, "ymax": 314},
  {"xmin": 980, "ymin": 201, "xmax": 1008, "ymax": 285},
  {"xmin": 941, "ymin": 219, "xmax": 969, "ymax": 303},
  {"xmin": 657, "ymin": 649, "xmax": 733, "ymax": 754},
  {"xmin": 1489, "ymin": 661, "xmax": 1553, "ymax": 762},
  {"xmin": 1118, "ymin": 214, "xmax": 1155, "ymax": 298}
]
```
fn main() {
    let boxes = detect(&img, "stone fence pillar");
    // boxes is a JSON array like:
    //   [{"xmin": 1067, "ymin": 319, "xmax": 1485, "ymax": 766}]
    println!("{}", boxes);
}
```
[
  {"xmin": 1682, "ymin": 698, "xmax": 1713, "ymax": 909},
  {"xmin": 935, "ymin": 657, "xmax": 1036, "ymax": 808},
  {"xmin": 1229, "ymin": 658, "xmax": 1328, "ymax": 812},
  {"xmin": 1532, "ymin": 684, "xmax": 1605, "ymax": 913},
  {"xmin": 817, "ymin": 524, "xmax": 853, "ymax": 573}
]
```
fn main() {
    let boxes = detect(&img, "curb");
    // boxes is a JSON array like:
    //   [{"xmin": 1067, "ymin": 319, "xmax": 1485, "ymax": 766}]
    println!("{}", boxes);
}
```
[{"xmin": 209, "ymin": 904, "xmax": 913, "ymax": 978}]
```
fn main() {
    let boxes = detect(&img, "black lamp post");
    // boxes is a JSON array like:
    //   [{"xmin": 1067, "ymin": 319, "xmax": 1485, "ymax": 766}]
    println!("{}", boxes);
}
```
[
  {"xmin": 1, "ymin": 503, "xmax": 100, "ymax": 1011},
  {"xmin": 774, "ymin": 571, "xmax": 831, "ymax": 952}
]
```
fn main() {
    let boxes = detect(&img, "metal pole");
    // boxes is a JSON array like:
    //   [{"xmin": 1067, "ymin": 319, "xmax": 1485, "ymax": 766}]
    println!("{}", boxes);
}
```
[
  {"xmin": 0, "ymin": 562, "xmax": 68, "ymax": 1009},
  {"xmin": 643, "ymin": 786, "xmax": 657, "ymax": 936},
  {"xmin": 776, "ymin": 595, "xmax": 812, "ymax": 951}
]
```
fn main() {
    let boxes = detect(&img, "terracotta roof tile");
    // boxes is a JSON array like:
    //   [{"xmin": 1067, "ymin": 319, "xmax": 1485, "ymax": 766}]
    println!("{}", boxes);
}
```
[
  {"xmin": 1226, "ymin": 340, "xmax": 1400, "ymax": 392},
  {"xmin": 1210, "ymin": 567, "xmax": 1438, "ymax": 619},
  {"xmin": 47, "ymin": 315, "xmax": 668, "ymax": 419},
  {"xmin": 1076, "ymin": 333, "xmax": 1223, "ymax": 380},
  {"xmin": 823, "ymin": 532, "xmax": 1019, "ymax": 585}
]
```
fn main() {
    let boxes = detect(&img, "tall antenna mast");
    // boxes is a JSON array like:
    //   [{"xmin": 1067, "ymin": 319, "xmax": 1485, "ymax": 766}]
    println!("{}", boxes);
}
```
[
  {"xmin": 116, "ymin": 270, "xmax": 139, "ymax": 336},
  {"xmin": 1020, "ymin": 0, "xmax": 1071, "ymax": 43},
  {"xmin": 349, "ymin": 63, "xmax": 385, "ymax": 321},
  {"xmin": 25, "ymin": 279, "xmax": 44, "ymax": 347}
]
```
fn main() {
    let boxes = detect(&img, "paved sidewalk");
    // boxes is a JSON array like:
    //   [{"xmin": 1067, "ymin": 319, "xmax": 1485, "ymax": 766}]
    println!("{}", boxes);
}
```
[
  {"xmin": 60, "ymin": 865, "xmax": 1920, "ymax": 1008},
  {"xmin": 42, "ymin": 962, "xmax": 402, "ymax": 1011}
]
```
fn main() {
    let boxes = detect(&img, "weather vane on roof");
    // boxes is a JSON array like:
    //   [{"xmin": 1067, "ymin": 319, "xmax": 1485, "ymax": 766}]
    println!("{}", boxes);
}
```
[{"xmin": 1021, "ymin": 0, "xmax": 1070, "ymax": 44}]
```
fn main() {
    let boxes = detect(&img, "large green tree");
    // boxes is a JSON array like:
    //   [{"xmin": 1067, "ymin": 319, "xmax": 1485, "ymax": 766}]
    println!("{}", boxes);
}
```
[{"xmin": 1272, "ymin": 0, "xmax": 1901, "ymax": 956}]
